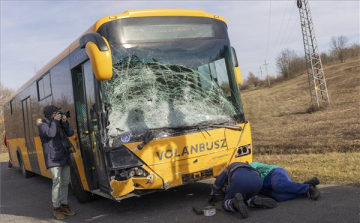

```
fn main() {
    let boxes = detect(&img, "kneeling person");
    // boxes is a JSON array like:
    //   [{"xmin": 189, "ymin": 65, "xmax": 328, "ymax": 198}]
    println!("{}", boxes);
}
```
[{"xmin": 210, "ymin": 162, "xmax": 277, "ymax": 219}]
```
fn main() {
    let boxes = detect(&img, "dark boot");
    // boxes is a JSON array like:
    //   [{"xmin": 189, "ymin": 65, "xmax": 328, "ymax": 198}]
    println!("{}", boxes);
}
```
[
  {"xmin": 308, "ymin": 185, "xmax": 321, "ymax": 200},
  {"xmin": 248, "ymin": 196, "xmax": 277, "ymax": 208},
  {"xmin": 59, "ymin": 204, "xmax": 76, "ymax": 216},
  {"xmin": 8, "ymin": 160, "xmax": 13, "ymax": 169},
  {"xmin": 233, "ymin": 193, "xmax": 249, "ymax": 218},
  {"xmin": 54, "ymin": 207, "xmax": 66, "ymax": 220},
  {"xmin": 304, "ymin": 177, "xmax": 320, "ymax": 186}
]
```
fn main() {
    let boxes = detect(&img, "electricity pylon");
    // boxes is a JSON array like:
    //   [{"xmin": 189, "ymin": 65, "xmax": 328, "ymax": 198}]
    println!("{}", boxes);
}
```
[{"xmin": 297, "ymin": 0, "xmax": 330, "ymax": 108}]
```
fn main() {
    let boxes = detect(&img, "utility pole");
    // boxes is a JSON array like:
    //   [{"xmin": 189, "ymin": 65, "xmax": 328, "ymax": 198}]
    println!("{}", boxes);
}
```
[
  {"xmin": 297, "ymin": 0, "xmax": 330, "ymax": 109},
  {"xmin": 263, "ymin": 60, "xmax": 271, "ymax": 87},
  {"xmin": 259, "ymin": 66, "xmax": 263, "ymax": 79}
]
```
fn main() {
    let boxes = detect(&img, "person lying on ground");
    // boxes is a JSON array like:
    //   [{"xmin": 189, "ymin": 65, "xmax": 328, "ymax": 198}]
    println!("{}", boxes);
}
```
[{"xmin": 249, "ymin": 162, "xmax": 320, "ymax": 202}]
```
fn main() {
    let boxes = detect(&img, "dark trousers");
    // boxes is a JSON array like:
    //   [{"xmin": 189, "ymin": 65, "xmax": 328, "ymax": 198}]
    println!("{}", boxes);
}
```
[
  {"xmin": 261, "ymin": 168, "xmax": 309, "ymax": 202},
  {"xmin": 222, "ymin": 168, "xmax": 262, "ymax": 212}
]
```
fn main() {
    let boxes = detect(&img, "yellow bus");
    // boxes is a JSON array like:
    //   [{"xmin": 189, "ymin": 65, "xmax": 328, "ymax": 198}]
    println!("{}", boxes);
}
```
[{"xmin": 3, "ymin": 9, "xmax": 252, "ymax": 202}]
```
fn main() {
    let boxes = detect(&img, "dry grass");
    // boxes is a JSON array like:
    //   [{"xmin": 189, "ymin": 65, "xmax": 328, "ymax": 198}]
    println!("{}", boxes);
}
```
[
  {"xmin": 254, "ymin": 152, "xmax": 360, "ymax": 186},
  {"xmin": 0, "ymin": 152, "xmax": 9, "ymax": 162},
  {"xmin": 242, "ymin": 57, "xmax": 360, "ymax": 153}
]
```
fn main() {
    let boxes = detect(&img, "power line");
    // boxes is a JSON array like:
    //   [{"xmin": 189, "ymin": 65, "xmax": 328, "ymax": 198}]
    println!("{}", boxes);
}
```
[
  {"xmin": 274, "ymin": 0, "xmax": 297, "ymax": 56},
  {"xmin": 271, "ymin": 0, "xmax": 291, "ymax": 57},
  {"xmin": 283, "ymin": 15, "xmax": 300, "ymax": 49}
]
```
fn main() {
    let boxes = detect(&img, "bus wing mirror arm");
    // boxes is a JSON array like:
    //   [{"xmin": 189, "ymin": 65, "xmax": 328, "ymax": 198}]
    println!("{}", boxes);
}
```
[
  {"xmin": 231, "ymin": 47, "xmax": 242, "ymax": 85},
  {"xmin": 79, "ymin": 33, "xmax": 113, "ymax": 81}
]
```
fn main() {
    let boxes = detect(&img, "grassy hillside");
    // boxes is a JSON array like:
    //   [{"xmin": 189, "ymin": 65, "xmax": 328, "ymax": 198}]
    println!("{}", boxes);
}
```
[{"xmin": 242, "ymin": 57, "xmax": 360, "ymax": 154}]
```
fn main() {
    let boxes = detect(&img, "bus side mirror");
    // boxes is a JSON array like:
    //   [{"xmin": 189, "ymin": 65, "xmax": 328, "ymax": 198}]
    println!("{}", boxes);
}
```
[
  {"xmin": 232, "ymin": 47, "xmax": 242, "ymax": 85},
  {"xmin": 79, "ymin": 33, "xmax": 113, "ymax": 81},
  {"xmin": 234, "ymin": 67, "xmax": 242, "ymax": 85}
]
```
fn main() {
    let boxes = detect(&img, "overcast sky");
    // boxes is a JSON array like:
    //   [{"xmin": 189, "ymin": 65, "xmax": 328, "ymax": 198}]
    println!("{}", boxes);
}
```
[{"xmin": 1, "ymin": 0, "xmax": 359, "ymax": 90}]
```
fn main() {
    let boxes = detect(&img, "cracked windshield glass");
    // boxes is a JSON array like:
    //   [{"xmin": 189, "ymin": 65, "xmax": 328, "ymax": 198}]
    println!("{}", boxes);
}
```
[{"xmin": 99, "ymin": 17, "xmax": 244, "ymax": 142}]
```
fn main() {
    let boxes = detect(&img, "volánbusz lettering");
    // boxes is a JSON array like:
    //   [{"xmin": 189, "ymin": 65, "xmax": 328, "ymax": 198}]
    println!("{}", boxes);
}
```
[{"xmin": 156, "ymin": 139, "xmax": 227, "ymax": 160}]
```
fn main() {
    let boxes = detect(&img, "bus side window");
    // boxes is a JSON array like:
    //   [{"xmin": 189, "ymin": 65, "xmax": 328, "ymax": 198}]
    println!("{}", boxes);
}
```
[
  {"xmin": 37, "ymin": 73, "xmax": 52, "ymax": 101},
  {"xmin": 10, "ymin": 100, "xmax": 13, "ymax": 115}
]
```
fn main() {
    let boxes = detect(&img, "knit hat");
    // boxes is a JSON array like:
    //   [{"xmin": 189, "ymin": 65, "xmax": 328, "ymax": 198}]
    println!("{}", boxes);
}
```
[{"xmin": 43, "ymin": 105, "xmax": 60, "ymax": 118}]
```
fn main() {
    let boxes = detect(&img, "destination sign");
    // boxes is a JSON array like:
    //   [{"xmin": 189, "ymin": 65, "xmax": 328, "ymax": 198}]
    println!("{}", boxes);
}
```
[{"xmin": 123, "ymin": 24, "xmax": 214, "ymax": 41}]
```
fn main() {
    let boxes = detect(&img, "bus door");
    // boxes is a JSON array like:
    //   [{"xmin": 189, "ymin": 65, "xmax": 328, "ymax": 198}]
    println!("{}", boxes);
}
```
[
  {"xmin": 22, "ymin": 97, "xmax": 40, "ymax": 173},
  {"xmin": 72, "ymin": 61, "xmax": 109, "ymax": 193}
]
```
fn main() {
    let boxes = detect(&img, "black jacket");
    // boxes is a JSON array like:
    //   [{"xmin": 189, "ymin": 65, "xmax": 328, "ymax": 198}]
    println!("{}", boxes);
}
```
[{"xmin": 38, "ymin": 118, "xmax": 74, "ymax": 169}]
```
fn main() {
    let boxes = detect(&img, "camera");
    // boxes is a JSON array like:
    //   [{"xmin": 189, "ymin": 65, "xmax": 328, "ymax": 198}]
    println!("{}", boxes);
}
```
[{"xmin": 57, "ymin": 110, "xmax": 71, "ymax": 118}]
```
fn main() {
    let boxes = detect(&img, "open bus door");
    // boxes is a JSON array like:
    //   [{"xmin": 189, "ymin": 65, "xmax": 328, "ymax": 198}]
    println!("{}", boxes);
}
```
[{"xmin": 72, "ymin": 60, "xmax": 110, "ymax": 194}]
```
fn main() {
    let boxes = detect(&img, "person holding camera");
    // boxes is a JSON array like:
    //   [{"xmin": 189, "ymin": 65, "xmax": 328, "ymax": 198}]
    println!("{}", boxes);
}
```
[{"xmin": 37, "ymin": 105, "xmax": 76, "ymax": 220}]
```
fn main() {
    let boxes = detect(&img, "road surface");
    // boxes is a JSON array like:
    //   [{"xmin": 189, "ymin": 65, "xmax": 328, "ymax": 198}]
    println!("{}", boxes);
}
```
[{"xmin": 1, "ymin": 162, "xmax": 359, "ymax": 223}]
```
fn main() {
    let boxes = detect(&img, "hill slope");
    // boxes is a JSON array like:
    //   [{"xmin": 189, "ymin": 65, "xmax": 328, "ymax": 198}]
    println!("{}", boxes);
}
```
[{"xmin": 242, "ymin": 57, "xmax": 360, "ymax": 153}]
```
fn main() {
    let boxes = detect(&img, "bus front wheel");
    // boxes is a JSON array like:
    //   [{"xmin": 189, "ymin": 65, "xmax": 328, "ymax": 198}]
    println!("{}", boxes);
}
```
[{"xmin": 70, "ymin": 167, "xmax": 94, "ymax": 203}]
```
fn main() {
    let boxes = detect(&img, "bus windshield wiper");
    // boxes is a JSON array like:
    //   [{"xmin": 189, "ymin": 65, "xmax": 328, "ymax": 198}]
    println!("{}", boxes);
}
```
[
  {"xmin": 209, "ymin": 124, "xmax": 243, "ymax": 131},
  {"xmin": 137, "ymin": 132, "xmax": 155, "ymax": 150},
  {"xmin": 193, "ymin": 120, "xmax": 243, "ymax": 131}
]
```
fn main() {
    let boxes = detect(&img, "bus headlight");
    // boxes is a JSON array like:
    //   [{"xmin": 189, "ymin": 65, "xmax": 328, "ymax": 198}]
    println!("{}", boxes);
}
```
[
  {"xmin": 135, "ymin": 167, "xmax": 144, "ymax": 176},
  {"xmin": 128, "ymin": 169, "xmax": 136, "ymax": 178},
  {"xmin": 107, "ymin": 146, "xmax": 143, "ymax": 169},
  {"xmin": 235, "ymin": 144, "xmax": 251, "ymax": 157},
  {"xmin": 106, "ymin": 147, "xmax": 149, "ymax": 181}
]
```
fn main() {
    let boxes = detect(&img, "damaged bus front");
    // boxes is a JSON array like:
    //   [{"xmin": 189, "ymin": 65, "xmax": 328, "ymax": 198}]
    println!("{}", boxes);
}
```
[{"xmin": 80, "ymin": 13, "xmax": 252, "ymax": 201}]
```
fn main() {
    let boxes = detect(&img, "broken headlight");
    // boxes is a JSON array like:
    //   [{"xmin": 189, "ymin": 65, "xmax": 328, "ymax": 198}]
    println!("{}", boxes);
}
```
[
  {"xmin": 235, "ymin": 144, "xmax": 251, "ymax": 158},
  {"xmin": 107, "ymin": 146, "xmax": 143, "ymax": 169},
  {"xmin": 106, "ymin": 146, "xmax": 148, "ymax": 181}
]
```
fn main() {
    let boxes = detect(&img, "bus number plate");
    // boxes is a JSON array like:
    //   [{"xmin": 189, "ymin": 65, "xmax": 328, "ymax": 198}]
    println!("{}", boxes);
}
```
[{"xmin": 182, "ymin": 169, "xmax": 213, "ymax": 184}]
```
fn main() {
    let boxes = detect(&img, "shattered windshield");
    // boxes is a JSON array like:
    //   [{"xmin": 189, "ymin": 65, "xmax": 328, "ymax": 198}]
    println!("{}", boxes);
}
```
[{"xmin": 98, "ymin": 17, "xmax": 244, "ymax": 140}]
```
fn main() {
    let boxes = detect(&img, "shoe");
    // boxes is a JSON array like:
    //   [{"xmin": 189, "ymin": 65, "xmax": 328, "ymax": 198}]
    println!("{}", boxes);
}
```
[
  {"xmin": 304, "ymin": 177, "xmax": 320, "ymax": 186},
  {"xmin": 308, "ymin": 185, "xmax": 321, "ymax": 200},
  {"xmin": 54, "ymin": 207, "xmax": 66, "ymax": 220},
  {"xmin": 233, "ymin": 193, "xmax": 249, "ymax": 218},
  {"xmin": 8, "ymin": 161, "xmax": 13, "ymax": 169},
  {"xmin": 249, "ymin": 196, "xmax": 277, "ymax": 208},
  {"xmin": 59, "ymin": 204, "xmax": 76, "ymax": 216}
]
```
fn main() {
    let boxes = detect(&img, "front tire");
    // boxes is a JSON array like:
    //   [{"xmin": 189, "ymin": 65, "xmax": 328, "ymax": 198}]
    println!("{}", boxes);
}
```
[{"xmin": 70, "ymin": 166, "xmax": 94, "ymax": 203}]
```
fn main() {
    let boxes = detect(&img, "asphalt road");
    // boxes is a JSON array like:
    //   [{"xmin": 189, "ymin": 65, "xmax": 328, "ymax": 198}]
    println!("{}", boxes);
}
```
[{"xmin": 1, "ymin": 162, "xmax": 359, "ymax": 223}]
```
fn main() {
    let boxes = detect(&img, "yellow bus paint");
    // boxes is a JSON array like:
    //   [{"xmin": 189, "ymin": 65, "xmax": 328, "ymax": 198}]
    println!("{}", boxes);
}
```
[
  {"xmin": 93, "ymin": 9, "xmax": 227, "ymax": 32},
  {"xmin": 34, "ymin": 137, "xmax": 51, "ymax": 178},
  {"xmin": 115, "ymin": 123, "xmax": 252, "ymax": 192},
  {"xmin": 68, "ymin": 135, "xmax": 90, "ymax": 191},
  {"xmin": 110, "ymin": 166, "xmax": 164, "ymax": 197},
  {"xmin": 7, "ymin": 139, "xmax": 20, "ymax": 167}
]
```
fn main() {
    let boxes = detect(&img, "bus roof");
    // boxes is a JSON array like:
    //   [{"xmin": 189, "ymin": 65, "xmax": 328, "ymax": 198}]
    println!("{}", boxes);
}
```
[{"xmin": 5, "ymin": 9, "xmax": 227, "ymax": 104}]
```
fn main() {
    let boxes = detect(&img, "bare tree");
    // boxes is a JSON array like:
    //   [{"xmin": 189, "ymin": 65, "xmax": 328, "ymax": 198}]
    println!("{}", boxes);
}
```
[
  {"xmin": 0, "ymin": 82, "xmax": 14, "ymax": 149},
  {"xmin": 0, "ymin": 82, "xmax": 13, "ymax": 107},
  {"xmin": 247, "ymin": 72, "xmax": 260, "ymax": 87},
  {"xmin": 320, "ymin": 52, "xmax": 331, "ymax": 65},
  {"xmin": 276, "ymin": 48, "xmax": 303, "ymax": 78},
  {"xmin": 348, "ymin": 43, "xmax": 360, "ymax": 58},
  {"xmin": 330, "ymin": 35, "xmax": 349, "ymax": 63}
]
